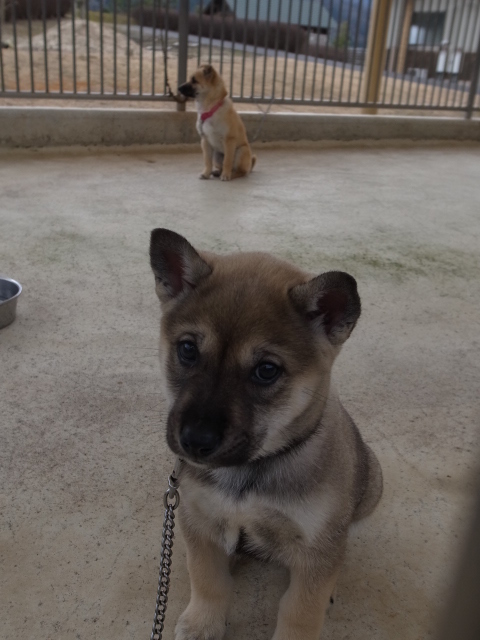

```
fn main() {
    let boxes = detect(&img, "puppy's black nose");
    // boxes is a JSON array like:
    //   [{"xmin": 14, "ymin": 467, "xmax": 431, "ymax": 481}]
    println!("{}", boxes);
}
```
[
  {"xmin": 180, "ymin": 421, "xmax": 223, "ymax": 458},
  {"xmin": 178, "ymin": 82, "xmax": 195, "ymax": 98}
]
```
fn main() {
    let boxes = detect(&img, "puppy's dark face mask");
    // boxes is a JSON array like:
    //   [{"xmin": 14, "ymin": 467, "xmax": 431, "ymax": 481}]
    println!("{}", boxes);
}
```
[
  {"xmin": 178, "ymin": 64, "xmax": 222, "ymax": 101},
  {"xmin": 149, "ymin": 229, "xmax": 361, "ymax": 468},
  {"xmin": 178, "ymin": 79, "xmax": 198, "ymax": 99}
]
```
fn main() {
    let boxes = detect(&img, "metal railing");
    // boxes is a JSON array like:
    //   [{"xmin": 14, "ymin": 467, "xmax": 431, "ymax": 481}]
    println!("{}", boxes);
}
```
[{"xmin": 0, "ymin": 0, "xmax": 479, "ymax": 116}]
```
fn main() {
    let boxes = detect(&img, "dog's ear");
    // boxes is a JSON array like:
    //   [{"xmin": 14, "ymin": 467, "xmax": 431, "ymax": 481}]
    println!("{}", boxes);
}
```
[
  {"xmin": 149, "ymin": 228, "xmax": 212, "ymax": 303},
  {"xmin": 202, "ymin": 64, "xmax": 214, "ymax": 78},
  {"xmin": 289, "ymin": 271, "xmax": 361, "ymax": 346}
]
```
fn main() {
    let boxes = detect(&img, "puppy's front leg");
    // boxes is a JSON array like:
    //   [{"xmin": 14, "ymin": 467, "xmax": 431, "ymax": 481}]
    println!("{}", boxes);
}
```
[
  {"xmin": 200, "ymin": 137, "xmax": 213, "ymax": 180},
  {"xmin": 272, "ymin": 564, "xmax": 340, "ymax": 640},
  {"xmin": 220, "ymin": 138, "xmax": 236, "ymax": 181},
  {"xmin": 175, "ymin": 530, "xmax": 233, "ymax": 640}
]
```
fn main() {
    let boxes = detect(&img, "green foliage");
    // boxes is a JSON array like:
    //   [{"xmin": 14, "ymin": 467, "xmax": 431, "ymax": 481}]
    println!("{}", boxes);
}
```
[{"xmin": 334, "ymin": 21, "xmax": 350, "ymax": 48}]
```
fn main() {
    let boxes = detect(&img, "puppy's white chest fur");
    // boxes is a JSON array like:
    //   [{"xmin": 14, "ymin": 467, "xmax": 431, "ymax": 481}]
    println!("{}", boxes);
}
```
[
  {"xmin": 197, "ymin": 114, "xmax": 226, "ymax": 151},
  {"xmin": 183, "ymin": 476, "xmax": 334, "ymax": 558}
]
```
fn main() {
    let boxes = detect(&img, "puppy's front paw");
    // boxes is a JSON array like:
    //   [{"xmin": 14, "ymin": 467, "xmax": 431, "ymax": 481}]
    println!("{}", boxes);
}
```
[
  {"xmin": 211, "ymin": 169, "xmax": 221, "ymax": 177},
  {"xmin": 220, "ymin": 172, "xmax": 231, "ymax": 182},
  {"xmin": 175, "ymin": 606, "xmax": 226, "ymax": 640},
  {"xmin": 199, "ymin": 172, "xmax": 211, "ymax": 180}
]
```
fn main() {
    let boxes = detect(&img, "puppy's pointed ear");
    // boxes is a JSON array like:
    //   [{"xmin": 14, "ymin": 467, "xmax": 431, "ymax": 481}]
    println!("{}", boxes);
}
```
[
  {"xmin": 202, "ymin": 64, "xmax": 214, "ymax": 78},
  {"xmin": 289, "ymin": 271, "xmax": 361, "ymax": 346},
  {"xmin": 149, "ymin": 228, "xmax": 212, "ymax": 303}
]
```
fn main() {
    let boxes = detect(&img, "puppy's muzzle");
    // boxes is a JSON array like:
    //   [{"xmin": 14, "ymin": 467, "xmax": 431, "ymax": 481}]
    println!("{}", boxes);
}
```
[
  {"xmin": 178, "ymin": 82, "xmax": 196, "ymax": 99},
  {"xmin": 180, "ymin": 414, "xmax": 225, "ymax": 459}
]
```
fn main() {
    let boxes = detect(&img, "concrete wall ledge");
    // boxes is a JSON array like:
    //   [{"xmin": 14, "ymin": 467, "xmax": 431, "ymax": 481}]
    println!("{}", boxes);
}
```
[{"xmin": 0, "ymin": 106, "xmax": 479, "ymax": 149}]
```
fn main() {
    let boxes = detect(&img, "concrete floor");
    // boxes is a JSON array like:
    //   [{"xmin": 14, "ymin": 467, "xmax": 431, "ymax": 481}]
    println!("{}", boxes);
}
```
[{"xmin": 1, "ymin": 145, "xmax": 480, "ymax": 640}]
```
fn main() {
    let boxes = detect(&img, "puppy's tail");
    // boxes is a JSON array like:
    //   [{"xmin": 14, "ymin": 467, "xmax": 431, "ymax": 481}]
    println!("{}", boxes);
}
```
[{"xmin": 251, "ymin": 155, "xmax": 257, "ymax": 172}]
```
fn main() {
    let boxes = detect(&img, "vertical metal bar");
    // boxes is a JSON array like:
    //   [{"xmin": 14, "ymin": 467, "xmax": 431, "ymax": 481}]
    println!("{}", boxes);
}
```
[
  {"xmin": 240, "ymin": 0, "xmax": 250, "ymax": 99},
  {"xmin": 151, "ymin": 0, "xmax": 157, "ymax": 96},
  {"xmin": 382, "ymin": 0, "xmax": 400, "ymax": 104},
  {"xmin": 139, "ymin": 0, "xmax": 144, "ymax": 95},
  {"xmin": 113, "ymin": 0, "xmax": 117, "ymax": 94},
  {"xmin": 420, "ymin": 0, "xmax": 441, "ymax": 105},
  {"xmin": 397, "ymin": 0, "xmax": 415, "ymax": 105},
  {"xmin": 72, "ymin": 0, "xmax": 77, "ymax": 93},
  {"xmin": 164, "ymin": 0, "xmax": 170, "ymax": 95},
  {"xmin": 405, "ymin": 0, "xmax": 427, "ymax": 106},
  {"xmin": 251, "ymin": 0, "xmax": 261, "ymax": 98},
  {"xmin": 208, "ymin": 0, "xmax": 214, "ymax": 62},
  {"xmin": 445, "ymin": 0, "xmax": 468, "ymax": 108},
  {"xmin": 436, "ymin": 0, "xmax": 459, "ymax": 107},
  {"xmin": 12, "ymin": 0, "xmax": 19, "ymax": 91},
  {"xmin": 387, "ymin": 0, "xmax": 406, "ymax": 105},
  {"xmin": 348, "ymin": 0, "xmax": 364, "ymax": 104},
  {"xmin": 0, "ymin": 0, "xmax": 5, "ymax": 93},
  {"xmin": 230, "ymin": 0, "xmax": 237, "ymax": 97},
  {"xmin": 310, "ymin": 0, "xmax": 326, "ymax": 101},
  {"xmin": 291, "ymin": 0, "xmax": 305, "ymax": 100},
  {"xmin": 100, "ymin": 0, "xmax": 104, "ymax": 95},
  {"xmin": 466, "ymin": 16, "xmax": 480, "ymax": 118},
  {"xmin": 446, "ymin": 0, "xmax": 466, "ymax": 106},
  {"xmin": 407, "ymin": 0, "xmax": 428, "ymax": 106},
  {"xmin": 261, "ymin": 0, "xmax": 272, "ymax": 99},
  {"xmin": 436, "ymin": 0, "xmax": 458, "ymax": 107},
  {"xmin": 42, "ymin": 0, "xmax": 49, "ymax": 93},
  {"xmin": 27, "ymin": 0, "xmax": 35, "ymax": 92},
  {"xmin": 271, "ymin": 0, "xmax": 283, "ymax": 98},
  {"xmin": 329, "ymin": 0, "xmax": 345, "ymax": 102},
  {"xmin": 436, "ymin": 0, "xmax": 458, "ymax": 106},
  {"xmin": 57, "ymin": 0, "xmax": 63, "ymax": 93},
  {"xmin": 198, "ymin": 0, "xmax": 203, "ymax": 68},
  {"xmin": 458, "ymin": 0, "xmax": 480, "ymax": 110},
  {"xmin": 413, "ymin": 0, "xmax": 435, "ymax": 107},
  {"xmin": 452, "ymin": 0, "xmax": 474, "ymax": 109},
  {"xmin": 281, "ymin": 0, "xmax": 293, "ymax": 100},
  {"xmin": 86, "ymin": 0, "xmax": 91, "ymax": 93},
  {"xmin": 219, "ymin": 0, "xmax": 226, "ymax": 75},
  {"xmin": 427, "ymin": 0, "xmax": 446, "ymax": 107},
  {"xmin": 177, "ymin": 0, "xmax": 188, "ymax": 110},
  {"xmin": 405, "ymin": 0, "xmax": 423, "ymax": 105},
  {"xmin": 126, "ymin": 0, "xmax": 131, "ymax": 95},
  {"xmin": 339, "ymin": 0, "xmax": 355, "ymax": 102},
  {"xmin": 356, "ymin": 0, "xmax": 373, "ymax": 102},
  {"xmin": 321, "ymin": 0, "xmax": 334, "ymax": 102},
  {"xmin": 300, "ymin": 0, "xmax": 314, "ymax": 101}
]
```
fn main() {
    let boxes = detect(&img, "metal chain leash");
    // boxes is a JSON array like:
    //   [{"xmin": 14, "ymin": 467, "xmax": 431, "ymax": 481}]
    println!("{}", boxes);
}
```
[{"xmin": 150, "ymin": 459, "xmax": 183, "ymax": 640}]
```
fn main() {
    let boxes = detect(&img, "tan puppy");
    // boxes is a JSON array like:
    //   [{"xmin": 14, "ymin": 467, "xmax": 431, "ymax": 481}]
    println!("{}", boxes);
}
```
[
  {"xmin": 179, "ymin": 64, "xmax": 256, "ymax": 181},
  {"xmin": 149, "ymin": 229, "xmax": 383, "ymax": 640}
]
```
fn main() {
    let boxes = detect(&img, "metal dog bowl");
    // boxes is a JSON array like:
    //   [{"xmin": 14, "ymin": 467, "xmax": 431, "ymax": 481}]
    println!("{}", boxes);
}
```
[{"xmin": 0, "ymin": 277, "xmax": 22, "ymax": 329}]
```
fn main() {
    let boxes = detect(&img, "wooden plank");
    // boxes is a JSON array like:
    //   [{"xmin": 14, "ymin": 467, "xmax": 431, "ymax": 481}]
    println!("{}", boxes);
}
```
[
  {"xmin": 396, "ymin": 0, "xmax": 415, "ymax": 75},
  {"xmin": 362, "ymin": 0, "xmax": 394, "ymax": 114}
]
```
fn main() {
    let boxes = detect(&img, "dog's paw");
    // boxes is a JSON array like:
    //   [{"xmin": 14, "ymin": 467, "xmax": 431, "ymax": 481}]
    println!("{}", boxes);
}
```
[
  {"xmin": 211, "ymin": 169, "xmax": 221, "ymax": 178},
  {"xmin": 199, "ymin": 172, "xmax": 211, "ymax": 180},
  {"xmin": 175, "ymin": 607, "xmax": 226, "ymax": 640},
  {"xmin": 220, "ymin": 173, "xmax": 231, "ymax": 182}
]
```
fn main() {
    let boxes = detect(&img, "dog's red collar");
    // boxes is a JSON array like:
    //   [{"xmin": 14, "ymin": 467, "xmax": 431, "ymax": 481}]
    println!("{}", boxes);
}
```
[{"xmin": 200, "ymin": 100, "xmax": 224, "ymax": 122}]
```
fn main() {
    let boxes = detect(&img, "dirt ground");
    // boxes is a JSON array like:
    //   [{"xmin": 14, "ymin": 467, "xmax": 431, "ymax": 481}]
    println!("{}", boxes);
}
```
[{"xmin": 0, "ymin": 17, "xmax": 474, "ymax": 117}]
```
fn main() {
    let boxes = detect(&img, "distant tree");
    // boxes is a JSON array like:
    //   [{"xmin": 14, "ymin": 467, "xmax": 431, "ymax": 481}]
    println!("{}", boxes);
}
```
[{"xmin": 335, "ymin": 21, "xmax": 350, "ymax": 48}]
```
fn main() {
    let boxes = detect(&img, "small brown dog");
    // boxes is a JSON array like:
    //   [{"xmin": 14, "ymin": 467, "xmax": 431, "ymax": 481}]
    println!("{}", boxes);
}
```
[
  {"xmin": 149, "ymin": 229, "xmax": 383, "ymax": 640},
  {"xmin": 179, "ymin": 64, "xmax": 256, "ymax": 181}
]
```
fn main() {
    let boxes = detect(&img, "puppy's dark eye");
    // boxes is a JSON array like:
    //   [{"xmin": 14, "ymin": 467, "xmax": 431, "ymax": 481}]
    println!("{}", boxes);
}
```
[
  {"xmin": 178, "ymin": 341, "xmax": 198, "ymax": 366},
  {"xmin": 252, "ymin": 362, "xmax": 281, "ymax": 385},
  {"xmin": 191, "ymin": 77, "xmax": 197, "ymax": 84}
]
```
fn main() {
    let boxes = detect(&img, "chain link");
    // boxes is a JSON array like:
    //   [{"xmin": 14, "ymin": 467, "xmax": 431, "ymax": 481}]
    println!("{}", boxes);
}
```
[{"xmin": 150, "ymin": 463, "xmax": 182, "ymax": 640}]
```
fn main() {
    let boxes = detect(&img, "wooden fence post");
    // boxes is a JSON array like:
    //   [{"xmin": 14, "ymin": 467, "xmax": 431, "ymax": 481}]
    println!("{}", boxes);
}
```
[
  {"xmin": 396, "ymin": 0, "xmax": 414, "ymax": 75},
  {"xmin": 362, "ymin": 0, "xmax": 394, "ymax": 114}
]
